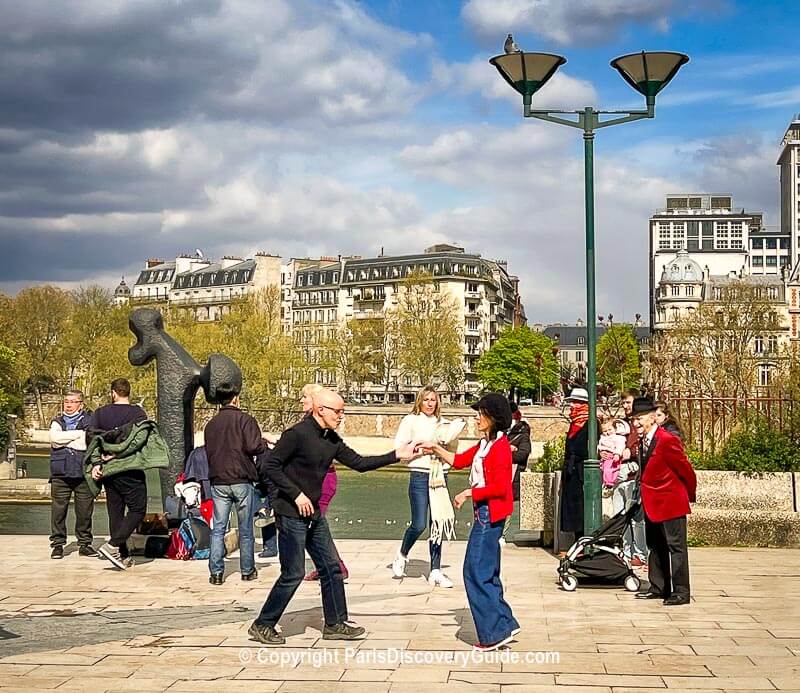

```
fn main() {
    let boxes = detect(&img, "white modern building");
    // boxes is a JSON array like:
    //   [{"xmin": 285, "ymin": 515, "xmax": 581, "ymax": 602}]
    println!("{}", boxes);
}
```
[{"xmin": 649, "ymin": 194, "xmax": 789, "ymax": 325}]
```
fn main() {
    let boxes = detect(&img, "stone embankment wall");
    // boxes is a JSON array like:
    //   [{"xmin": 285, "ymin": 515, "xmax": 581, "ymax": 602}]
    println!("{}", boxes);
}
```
[{"xmin": 520, "ymin": 470, "xmax": 800, "ymax": 547}]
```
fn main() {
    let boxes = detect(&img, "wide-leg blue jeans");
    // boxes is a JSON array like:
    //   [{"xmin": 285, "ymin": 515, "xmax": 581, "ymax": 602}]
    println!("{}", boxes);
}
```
[{"xmin": 463, "ymin": 503, "xmax": 519, "ymax": 646}]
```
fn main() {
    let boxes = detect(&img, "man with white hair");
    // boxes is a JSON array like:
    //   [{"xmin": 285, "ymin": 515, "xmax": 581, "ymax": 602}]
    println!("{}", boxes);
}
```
[{"xmin": 251, "ymin": 389, "xmax": 419, "ymax": 645}]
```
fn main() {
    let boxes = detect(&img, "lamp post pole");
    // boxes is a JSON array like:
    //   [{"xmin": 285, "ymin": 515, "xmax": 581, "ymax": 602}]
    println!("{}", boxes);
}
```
[{"xmin": 489, "ymin": 50, "xmax": 689, "ymax": 535}]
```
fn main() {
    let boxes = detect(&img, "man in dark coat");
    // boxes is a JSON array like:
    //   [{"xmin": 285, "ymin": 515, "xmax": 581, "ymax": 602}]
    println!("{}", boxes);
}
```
[
  {"xmin": 502, "ymin": 402, "xmax": 532, "ymax": 542},
  {"xmin": 631, "ymin": 397, "xmax": 697, "ymax": 606},
  {"xmin": 559, "ymin": 387, "xmax": 590, "ymax": 544}
]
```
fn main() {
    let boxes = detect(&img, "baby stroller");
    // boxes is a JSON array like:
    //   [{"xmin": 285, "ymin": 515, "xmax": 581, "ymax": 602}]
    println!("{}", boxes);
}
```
[{"xmin": 557, "ymin": 500, "xmax": 642, "ymax": 593}]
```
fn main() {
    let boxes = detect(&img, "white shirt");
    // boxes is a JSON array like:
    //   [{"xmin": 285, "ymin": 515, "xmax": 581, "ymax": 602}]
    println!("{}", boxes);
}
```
[
  {"xmin": 395, "ymin": 413, "xmax": 450, "ymax": 472},
  {"xmin": 469, "ymin": 432, "xmax": 504, "ymax": 489}
]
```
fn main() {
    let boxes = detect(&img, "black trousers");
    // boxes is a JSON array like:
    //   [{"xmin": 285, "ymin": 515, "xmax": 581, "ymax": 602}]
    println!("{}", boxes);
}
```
[
  {"xmin": 104, "ymin": 471, "xmax": 147, "ymax": 558},
  {"xmin": 50, "ymin": 477, "xmax": 95, "ymax": 548},
  {"xmin": 645, "ymin": 514, "xmax": 690, "ymax": 598}
]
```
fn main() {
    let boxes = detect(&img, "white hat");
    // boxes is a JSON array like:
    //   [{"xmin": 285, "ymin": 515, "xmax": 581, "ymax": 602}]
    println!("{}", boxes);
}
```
[{"xmin": 565, "ymin": 387, "xmax": 589, "ymax": 403}]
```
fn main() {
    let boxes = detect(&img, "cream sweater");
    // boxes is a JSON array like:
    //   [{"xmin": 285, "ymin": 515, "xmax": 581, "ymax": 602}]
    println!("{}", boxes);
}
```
[{"xmin": 394, "ymin": 413, "xmax": 451, "ymax": 472}]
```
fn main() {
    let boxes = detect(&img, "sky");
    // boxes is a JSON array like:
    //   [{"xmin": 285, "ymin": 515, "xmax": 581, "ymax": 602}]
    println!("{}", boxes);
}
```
[{"xmin": 1, "ymin": 0, "xmax": 799, "ymax": 323}]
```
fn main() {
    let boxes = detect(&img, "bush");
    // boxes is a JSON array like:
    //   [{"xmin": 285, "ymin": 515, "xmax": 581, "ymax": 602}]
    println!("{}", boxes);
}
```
[
  {"xmin": 716, "ymin": 416, "xmax": 800, "ymax": 473},
  {"xmin": 534, "ymin": 436, "xmax": 564, "ymax": 473},
  {"xmin": 0, "ymin": 415, "xmax": 9, "ymax": 453}
]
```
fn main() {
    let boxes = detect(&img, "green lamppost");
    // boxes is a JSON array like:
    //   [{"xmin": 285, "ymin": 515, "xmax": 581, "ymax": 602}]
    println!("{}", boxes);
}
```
[{"xmin": 490, "ymin": 49, "xmax": 688, "ymax": 534}]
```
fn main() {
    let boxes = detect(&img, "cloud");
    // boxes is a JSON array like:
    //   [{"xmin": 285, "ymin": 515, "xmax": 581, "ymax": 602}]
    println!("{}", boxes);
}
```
[
  {"xmin": 431, "ymin": 56, "xmax": 597, "ymax": 110},
  {"xmin": 0, "ymin": 0, "xmax": 422, "ymax": 135},
  {"xmin": 461, "ymin": 0, "xmax": 723, "ymax": 46}
]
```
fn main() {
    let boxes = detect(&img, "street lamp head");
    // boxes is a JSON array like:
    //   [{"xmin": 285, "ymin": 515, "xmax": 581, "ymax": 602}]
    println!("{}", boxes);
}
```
[
  {"xmin": 489, "ymin": 51, "xmax": 566, "ymax": 106},
  {"xmin": 610, "ymin": 51, "xmax": 689, "ymax": 104}
]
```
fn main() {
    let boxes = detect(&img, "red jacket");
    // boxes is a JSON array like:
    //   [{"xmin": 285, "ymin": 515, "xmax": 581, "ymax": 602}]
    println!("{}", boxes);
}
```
[
  {"xmin": 641, "ymin": 426, "xmax": 697, "ymax": 522},
  {"xmin": 453, "ymin": 435, "xmax": 514, "ymax": 523}
]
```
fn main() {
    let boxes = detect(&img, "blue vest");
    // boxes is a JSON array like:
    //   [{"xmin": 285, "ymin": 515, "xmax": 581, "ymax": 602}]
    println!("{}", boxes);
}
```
[{"xmin": 50, "ymin": 411, "xmax": 92, "ymax": 479}]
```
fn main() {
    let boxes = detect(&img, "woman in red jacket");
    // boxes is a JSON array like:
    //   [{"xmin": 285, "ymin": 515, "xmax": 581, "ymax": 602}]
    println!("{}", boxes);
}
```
[{"xmin": 422, "ymin": 393, "xmax": 520, "ymax": 651}]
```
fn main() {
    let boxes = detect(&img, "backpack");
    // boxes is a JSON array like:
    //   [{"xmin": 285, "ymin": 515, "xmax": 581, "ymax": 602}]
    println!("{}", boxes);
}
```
[{"xmin": 166, "ymin": 515, "xmax": 211, "ymax": 560}]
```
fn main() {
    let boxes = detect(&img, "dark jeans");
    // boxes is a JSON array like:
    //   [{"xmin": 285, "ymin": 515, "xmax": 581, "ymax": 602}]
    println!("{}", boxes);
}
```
[
  {"xmin": 50, "ymin": 477, "xmax": 95, "ymax": 548},
  {"xmin": 255, "ymin": 514, "xmax": 346, "ymax": 628},
  {"xmin": 104, "ymin": 470, "xmax": 147, "ymax": 559},
  {"xmin": 400, "ymin": 471, "xmax": 445, "ymax": 570},
  {"xmin": 464, "ymin": 503, "xmax": 519, "ymax": 646},
  {"xmin": 645, "ymin": 515, "xmax": 690, "ymax": 599}
]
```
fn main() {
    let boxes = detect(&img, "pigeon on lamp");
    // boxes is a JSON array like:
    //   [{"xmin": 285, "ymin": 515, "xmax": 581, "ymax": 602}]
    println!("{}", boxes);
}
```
[{"xmin": 504, "ymin": 33, "xmax": 520, "ymax": 54}]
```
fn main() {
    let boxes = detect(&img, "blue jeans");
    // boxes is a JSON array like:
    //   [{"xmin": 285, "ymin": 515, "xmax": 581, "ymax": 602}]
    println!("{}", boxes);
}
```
[
  {"xmin": 612, "ymin": 480, "xmax": 647, "ymax": 561},
  {"xmin": 400, "ymin": 471, "xmax": 445, "ymax": 570},
  {"xmin": 463, "ymin": 503, "xmax": 519, "ymax": 646},
  {"xmin": 255, "ymin": 514, "xmax": 346, "ymax": 628},
  {"xmin": 209, "ymin": 483, "xmax": 256, "ymax": 576}
]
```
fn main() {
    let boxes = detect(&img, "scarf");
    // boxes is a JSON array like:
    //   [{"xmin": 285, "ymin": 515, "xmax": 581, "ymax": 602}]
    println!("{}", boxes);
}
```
[
  {"xmin": 62, "ymin": 410, "xmax": 83, "ymax": 430},
  {"xmin": 428, "ymin": 418, "xmax": 465, "ymax": 544},
  {"xmin": 568, "ymin": 403, "xmax": 589, "ymax": 439}
]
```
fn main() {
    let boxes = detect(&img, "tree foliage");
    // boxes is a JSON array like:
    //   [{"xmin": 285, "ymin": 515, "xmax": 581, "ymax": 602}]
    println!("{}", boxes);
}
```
[
  {"xmin": 596, "ymin": 324, "xmax": 641, "ymax": 393},
  {"xmin": 650, "ymin": 280, "xmax": 786, "ymax": 398},
  {"xmin": 476, "ymin": 326, "xmax": 558, "ymax": 397},
  {"xmin": 393, "ymin": 270, "xmax": 463, "ymax": 389}
]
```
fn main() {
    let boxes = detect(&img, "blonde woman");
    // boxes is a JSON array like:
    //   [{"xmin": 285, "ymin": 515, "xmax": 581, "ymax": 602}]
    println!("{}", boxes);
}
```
[{"xmin": 392, "ymin": 386, "xmax": 453, "ymax": 588}]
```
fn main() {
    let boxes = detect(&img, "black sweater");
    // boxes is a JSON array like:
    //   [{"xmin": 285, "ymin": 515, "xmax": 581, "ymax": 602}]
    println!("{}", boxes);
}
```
[
  {"xmin": 262, "ymin": 416, "xmax": 397, "ymax": 518},
  {"xmin": 204, "ymin": 406, "xmax": 266, "ymax": 485}
]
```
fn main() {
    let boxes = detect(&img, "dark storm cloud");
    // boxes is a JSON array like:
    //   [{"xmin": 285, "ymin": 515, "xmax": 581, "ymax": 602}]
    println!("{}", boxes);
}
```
[{"xmin": 0, "ymin": 0, "xmax": 259, "ymax": 134}]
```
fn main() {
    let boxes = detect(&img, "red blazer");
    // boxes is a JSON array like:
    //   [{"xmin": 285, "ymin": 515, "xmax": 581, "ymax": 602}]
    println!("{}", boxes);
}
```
[
  {"xmin": 640, "ymin": 427, "xmax": 697, "ymax": 522},
  {"xmin": 453, "ymin": 435, "xmax": 514, "ymax": 523}
]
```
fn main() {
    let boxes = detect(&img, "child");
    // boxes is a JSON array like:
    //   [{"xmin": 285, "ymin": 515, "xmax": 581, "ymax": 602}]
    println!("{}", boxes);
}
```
[{"xmin": 598, "ymin": 418, "xmax": 627, "ymax": 493}]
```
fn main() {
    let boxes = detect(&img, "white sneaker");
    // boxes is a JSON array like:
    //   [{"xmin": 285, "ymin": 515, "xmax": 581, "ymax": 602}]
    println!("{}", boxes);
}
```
[
  {"xmin": 499, "ymin": 537, "xmax": 507, "ymax": 547},
  {"xmin": 391, "ymin": 551, "xmax": 408, "ymax": 578},
  {"xmin": 428, "ymin": 569, "xmax": 453, "ymax": 588}
]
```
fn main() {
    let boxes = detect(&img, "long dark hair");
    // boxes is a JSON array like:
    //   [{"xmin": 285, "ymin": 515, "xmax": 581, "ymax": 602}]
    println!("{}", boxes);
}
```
[{"xmin": 654, "ymin": 399, "xmax": 685, "ymax": 440}]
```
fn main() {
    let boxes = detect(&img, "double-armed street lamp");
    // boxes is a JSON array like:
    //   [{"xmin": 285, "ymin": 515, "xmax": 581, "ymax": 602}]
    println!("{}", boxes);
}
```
[{"xmin": 490, "ymin": 48, "xmax": 688, "ymax": 534}]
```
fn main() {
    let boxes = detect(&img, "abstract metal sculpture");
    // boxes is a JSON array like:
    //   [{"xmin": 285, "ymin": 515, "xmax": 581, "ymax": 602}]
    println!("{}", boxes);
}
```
[{"xmin": 128, "ymin": 307, "xmax": 242, "ymax": 503}]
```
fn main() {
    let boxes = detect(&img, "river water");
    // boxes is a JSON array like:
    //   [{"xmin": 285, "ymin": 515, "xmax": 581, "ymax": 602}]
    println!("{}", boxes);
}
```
[{"xmin": 1, "ymin": 453, "xmax": 520, "ymax": 539}]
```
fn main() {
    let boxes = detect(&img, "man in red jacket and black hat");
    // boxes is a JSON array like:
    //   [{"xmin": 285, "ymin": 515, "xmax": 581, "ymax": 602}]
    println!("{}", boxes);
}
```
[{"xmin": 631, "ymin": 397, "xmax": 697, "ymax": 606}]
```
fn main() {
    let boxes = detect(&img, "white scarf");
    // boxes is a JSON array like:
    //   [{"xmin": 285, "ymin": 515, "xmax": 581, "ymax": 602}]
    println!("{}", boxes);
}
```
[{"xmin": 428, "ymin": 418, "xmax": 466, "ymax": 544}]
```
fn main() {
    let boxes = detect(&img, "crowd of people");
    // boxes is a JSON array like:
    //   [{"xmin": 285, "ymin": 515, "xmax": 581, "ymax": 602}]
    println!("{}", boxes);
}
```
[
  {"xmin": 559, "ymin": 387, "xmax": 697, "ymax": 606},
  {"xmin": 48, "ymin": 375, "xmax": 696, "ymax": 651},
  {"xmin": 48, "ymin": 379, "xmax": 527, "ymax": 651}
]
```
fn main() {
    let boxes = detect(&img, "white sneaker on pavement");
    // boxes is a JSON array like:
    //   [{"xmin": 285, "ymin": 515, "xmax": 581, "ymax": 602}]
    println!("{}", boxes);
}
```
[
  {"xmin": 391, "ymin": 551, "xmax": 408, "ymax": 578},
  {"xmin": 98, "ymin": 542, "xmax": 128, "ymax": 570},
  {"xmin": 428, "ymin": 569, "xmax": 454, "ymax": 588}
]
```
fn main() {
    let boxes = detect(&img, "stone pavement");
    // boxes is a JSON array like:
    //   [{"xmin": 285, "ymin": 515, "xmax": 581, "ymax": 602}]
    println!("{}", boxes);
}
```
[{"xmin": 2, "ymin": 536, "xmax": 800, "ymax": 692}]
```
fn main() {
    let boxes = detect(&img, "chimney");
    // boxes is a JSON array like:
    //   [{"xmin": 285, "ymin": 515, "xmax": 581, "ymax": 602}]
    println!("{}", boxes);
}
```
[{"xmin": 146, "ymin": 258, "xmax": 163, "ymax": 268}]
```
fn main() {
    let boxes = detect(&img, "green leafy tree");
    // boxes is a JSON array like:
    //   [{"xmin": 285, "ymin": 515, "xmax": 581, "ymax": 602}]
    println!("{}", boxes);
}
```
[
  {"xmin": 476, "ymin": 326, "xmax": 558, "ymax": 399},
  {"xmin": 1, "ymin": 286, "xmax": 74, "ymax": 423},
  {"xmin": 394, "ymin": 270, "xmax": 463, "ymax": 389},
  {"xmin": 596, "ymin": 324, "xmax": 641, "ymax": 393}
]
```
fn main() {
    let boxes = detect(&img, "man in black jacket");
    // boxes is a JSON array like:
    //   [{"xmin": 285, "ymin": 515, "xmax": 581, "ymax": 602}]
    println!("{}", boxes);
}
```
[
  {"xmin": 249, "ymin": 388, "xmax": 418, "ymax": 645},
  {"xmin": 204, "ymin": 385, "xmax": 267, "ymax": 585},
  {"xmin": 502, "ymin": 402, "xmax": 532, "ymax": 543}
]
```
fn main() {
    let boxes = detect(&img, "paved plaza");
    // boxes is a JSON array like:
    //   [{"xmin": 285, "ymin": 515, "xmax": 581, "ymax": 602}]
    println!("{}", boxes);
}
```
[{"xmin": 1, "ymin": 536, "xmax": 800, "ymax": 692}]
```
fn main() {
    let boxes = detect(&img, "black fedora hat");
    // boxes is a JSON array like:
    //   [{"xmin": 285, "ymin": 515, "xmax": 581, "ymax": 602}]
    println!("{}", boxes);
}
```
[
  {"xmin": 630, "ymin": 396, "xmax": 657, "ymax": 417},
  {"xmin": 471, "ymin": 393, "xmax": 512, "ymax": 430}
]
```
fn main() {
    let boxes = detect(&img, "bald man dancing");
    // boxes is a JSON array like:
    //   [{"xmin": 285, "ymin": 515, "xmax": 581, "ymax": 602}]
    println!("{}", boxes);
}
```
[{"xmin": 250, "ymin": 389, "xmax": 419, "ymax": 645}]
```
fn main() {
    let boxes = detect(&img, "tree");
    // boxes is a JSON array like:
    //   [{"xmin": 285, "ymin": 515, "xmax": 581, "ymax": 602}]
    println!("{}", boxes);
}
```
[
  {"xmin": 393, "ymin": 270, "xmax": 463, "ymax": 389},
  {"xmin": 476, "ymin": 326, "xmax": 558, "ymax": 399},
  {"xmin": 217, "ymin": 287, "xmax": 312, "ymax": 427},
  {"xmin": 320, "ymin": 320, "xmax": 375, "ymax": 397},
  {"xmin": 1, "ymin": 286, "xmax": 74, "ymax": 423},
  {"xmin": 352, "ymin": 315, "xmax": 402, "ymax": 401},
  {"xmin": 650, "ymin": 280, "xmax": 786, "ymax": 398},
  {"xmin": 596, "ymin": 324, "xmax": 641, "ymax": 393}
]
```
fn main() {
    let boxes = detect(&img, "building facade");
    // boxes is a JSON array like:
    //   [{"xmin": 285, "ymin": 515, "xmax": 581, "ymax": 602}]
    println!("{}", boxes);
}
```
[
  {"xmin": 779, "ymin": 115, "xmax": 800, "ymax": 272},
  {"xmin": 129, "ymin": 253, "xmax": 282, "ymax": 321},
  {"xmin": 290, "ymin": 244, "xmax": 524, "ymax": 401}
]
